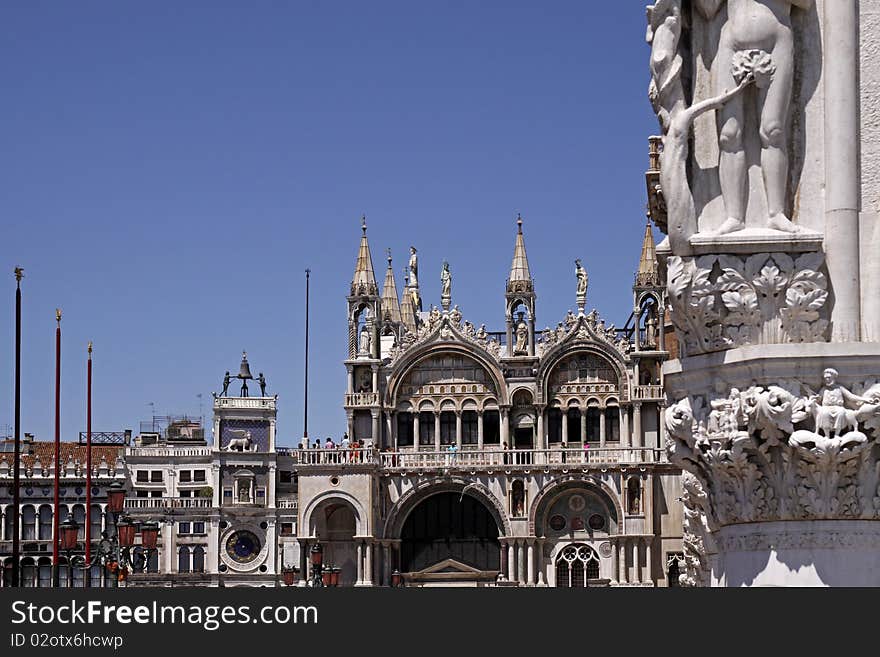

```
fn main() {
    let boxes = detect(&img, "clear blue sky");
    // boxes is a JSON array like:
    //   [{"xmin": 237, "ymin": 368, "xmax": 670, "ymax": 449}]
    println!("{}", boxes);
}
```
[{"xmin": 1, "ymin": 1, "xmax": 658, "ymax": 446}]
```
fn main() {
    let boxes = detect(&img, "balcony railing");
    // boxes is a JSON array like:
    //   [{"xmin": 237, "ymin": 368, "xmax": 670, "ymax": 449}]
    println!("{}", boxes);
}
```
[
  {"xmin": 345, "ymin": 392, "xmax": 380, "ymax": 407},
  {"xmin": 127, "ymin": 447, "xmax": 213, "ymax": 457},
  {"xmin": 632, "ymin": 385, "xmax": 664, "ymax": 400},
  {"xmin": 289, "ymin": 447, "xmax": 663, "ymax": 469},
  {"xmin": 124, "ymin": 497, "xmax": 212, "ymax": 509}
]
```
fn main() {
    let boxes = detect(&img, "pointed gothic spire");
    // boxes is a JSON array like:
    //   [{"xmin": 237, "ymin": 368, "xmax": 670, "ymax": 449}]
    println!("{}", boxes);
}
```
[
  {"xmin": 636, "ymin": 219, "xmax": 661, "ymax": 287},
  {"xmin": 507, "ymin": 214, "xmax": 533, "ymax": 294},
  {"xmin": 381, "ymin": 249, "xmax": 402, "ymax": 324},
  {"xmin": 400, "ymin": 268, "xmax": 419, "ymax": 333},
  {"xmin": 351, "ymin": 216, "xmax": 378, "ymax": 297}
]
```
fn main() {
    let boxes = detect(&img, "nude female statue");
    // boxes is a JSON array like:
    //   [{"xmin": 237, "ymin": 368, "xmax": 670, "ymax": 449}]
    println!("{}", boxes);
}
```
[{"xmin": 697, "ymin": 0, "xmax": 813, "ymax": 235}]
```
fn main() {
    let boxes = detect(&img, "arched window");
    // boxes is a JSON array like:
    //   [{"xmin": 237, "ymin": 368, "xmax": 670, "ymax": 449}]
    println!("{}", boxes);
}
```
[
  {"xmin": 178, "ymin": 546, "xmax": 191, "ymax": 573},
  {"xmin": 38, "ymin": 505, "xmax": 53, "ymax": 541},
  {"xmin": 418, "ymin": 412, "xmax": 435, "ymax": 445},
  {"xmin": 483, "ymin": 411, "xmax": 500, "ymax": 444},
  {"xmin": 21, "ymin": 505, "xmax": 36, "ymax": 541},
  {"xmin": 605, "ymin": 407, "xmax": 620, "ymax": 442},
  {"xmin": 555, "ymin": 545, "xmax": 601, "ymax": 588},
  {"xmin": 586, "ymin": 407, "xmax": 601, "ymax": 442},
  {"xmin": 2, "ymin": 558, "xmax": 13, "ymax": 588},
  {"xmin": 462, "ymin": 411, "xmax": 478, "ymax": 445},
  {"xmin": 396, "ymin": 412, "xmax": 414, "ymax": 447},
  {"xmin": 439, "ymin": 411, "xmax": 456, "ymax": 445},
  {"xmin": 72, "ymin": 505, "xmax": 86, "ymax": 540},
  {"xmin": 192, "ymin": 546, "xmax": 205, "ymax": 573},
  {"xmin": 547, "ymin": 408, "xmax": 562, "ymax": 443},
  {"xmin": 567, "ymin": 408, "xmax": 582, "ymax": 443},
  {"xmin": 38, "ymin": 558, "xmax": 52, "ymax": 587},
  {"xmin": 90, "ymin": 505, "xmax": 103, "ymax": 540},
  {"xmin": 511, "ymin": 480, "xmax": 526, "ymax": 517},
  {"xmin": 21, "ymin": 557, "xmax": 36, "ymax": 587}
]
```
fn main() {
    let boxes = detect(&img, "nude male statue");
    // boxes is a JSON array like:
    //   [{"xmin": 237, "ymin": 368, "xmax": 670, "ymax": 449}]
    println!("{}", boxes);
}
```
[{"xmin": 697, "ymin": 0, "xmax": 813, "ymax": 235}]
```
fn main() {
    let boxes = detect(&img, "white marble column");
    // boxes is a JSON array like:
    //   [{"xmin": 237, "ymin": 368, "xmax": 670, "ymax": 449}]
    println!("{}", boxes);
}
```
[
  {"xmin": 434, "ymin": 413, "xmax": 441, "ymax": 451},
  {"xmin": 644, "ymin": 538, "xmax": 652, "ymax": 586},
  {"xmin": 517, "ymin": 540, "xmax": 525, "ymax": 585},
  {"xmin": 633, "ymin": 403, "xmax": 643, "ymax": 451},
  {"xmin": 477, "ymin": 412, "xmax": 484, "ymax": 450},
  {"xmin": 507, "ymin": 542, "xmax": 516, "ymax": 582},
  {"xmin": 536, "ymin": 539, "xmax": 546, "ymax": 586},
  {"xmin": 500, "ymin": 409, "xmax": 510, "ymax": 447},
  {"xmin": 824, "ymin": 0, "xmax": 861, "ymax": 342},
  {"xmin": 580, "ymin": 410, "xmax": 587, "ymax": 444},
  {"xmin": 364, "ymin": 541, "xmax": 373, "ymax": 586},
  {"xmin": 356, "ymin": 541, "xmax": 364, "ymax": 586},
  {"xmin": 371, "ymin": 411, "xmax": 380, "ymax": 446},
  {"xmin": 599, "ymin": 407, "xmax": 606, "ymax": 447},
  {"xmin": 632, "ymin": 539, "xmax": 641, "ymax": 584},
  {"xmin": 611, "ymin": 539, "xmax": 619, "ymax": 585},
  {"xmin": 621, "ymin": 406, "xmax": 630, "ymax": 449},
  {"xmin": 561, "ymin": 411, "xmax": 569, "ymax": 444},
  {"xmin": 455, "ymin": 412, "xmax": 463, "ymax": 450},
  {"xmin": 413, "ymin": 413, "xmax": 420, "ymax": 447},
  {"xmin": 527, "ymin": 541, "xmax": 535, "ymax": 586}
]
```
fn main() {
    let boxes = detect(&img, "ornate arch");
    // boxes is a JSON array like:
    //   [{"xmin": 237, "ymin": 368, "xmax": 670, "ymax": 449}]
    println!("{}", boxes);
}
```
[
  {"xmin": 528, "ymin": 476, "xmax": 624, "ymax": 536},
  {"xmin": 300, "ymin": 490, "xmax": 368, "ymax": 538},
  {"xmin": 538, "ymin": 341, "xmax": 629, "ymax": 405},
  {"xmin": 382, "ymin": 477, "xmax": 511, "ymax": 539},
  {"xmin": 385, "ymin": 342, "xmax": 509, "ymax": 409}
]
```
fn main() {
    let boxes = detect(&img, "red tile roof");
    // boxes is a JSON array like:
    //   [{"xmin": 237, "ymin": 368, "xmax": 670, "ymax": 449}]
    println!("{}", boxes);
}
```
[{"xmin": 0, "ymin": 441, "xmax": 123, "ymax": 469}]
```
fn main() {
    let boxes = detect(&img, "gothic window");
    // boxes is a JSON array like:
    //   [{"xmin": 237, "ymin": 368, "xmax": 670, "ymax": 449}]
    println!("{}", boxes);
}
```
[
  {"xmin": 555, "ymin": 545, "xmax": 601, "ymax": 588},
  {"xmin": 667, "ymin": 553, "xmax": 685, "ymax": 587},
  {"xmin": 462, "ymin": 411, "xmax": 478, "ymax": 444},
  {"xmin": 511, "ymin": 480, "xmax": 526, "ymax": 517}
]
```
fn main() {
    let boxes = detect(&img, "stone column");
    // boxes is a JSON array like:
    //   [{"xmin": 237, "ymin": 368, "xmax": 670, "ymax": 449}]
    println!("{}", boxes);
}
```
[
  {"xmin": 644, "ymin": 538, "xmax": 652, "ymax": 586},
  {"xmin": 633, "ymin": 310, "xmax": 642, "ymax": 351},
  {"xmin": 517, "ymin": 540, "xmax": 525, "ymax": 585},
  {"xmin": 455, "ymin": 412, "xmax": 463, "ymax": 450},
  {"xmin": 346, "ymin": 411, "xmax": 354, "ymax": 445},
  {"xmin": 371, "ymin": 411, "xmax": 380, "ymax": 446},
  {"xmin": 298, "ymin": 539, "xmax": 309, "ymax": 586},
  {"xmin": 507, "ymin": 542, "xmax": 515, "ymax": 583},
  {"xmin": 163, "ymin": 520, "xmax": 174, "ymax": 574},
  {"xmin": 364, "ymin": 541, "xmax": 374, "ymax": 586},
  {"xmin": 527, "ymin": 541, "xmax": 535, "ymax": 586},
  {"xmin": 632, "ymin": 539, "xmax": 641, "ymax": 584},
  {"xmin": 413, "ymin": 413, "xmax": 420, "ymax": 447},
  {"xmin": 477, "ymin": 412, "xmax": 484, "ymax": 450},
  {"xmin": 268, "ymin": 465, "xmax": 277, "ymax": 508},
  {"xmin": 434, "ymin": 413, "xmax": 441, "ymax": 452},
  {"xmin": 356, "ymin": 541, "xmax": 364, "ymax": 586},
  {"xmin": 382, "ymin": 543, "xmax": 391, "ymax": 587},
  {"xmin": 599, "ymin": 407, "xmax": 606, "ymax": 447},
  {"xmin": 580, "ymin": 410, "xmax": 587, "ymax": 444},
  {"xmin": 619, "ymin": 540, "xmax": 627, "ymax": 584},
  {"xmin": 499, "ymin": 540, "xmax": 508, "ymax": 581},
  {"xmin": 611, "ymin": 538, "xmax": 619, "ymax": 585},
  {"xmin": 500, "ymin": 408, "xmax": 510, "ymax": 447},
  {"xmin": 633, "ymin": 402, "xmax": 643, "ymax": 451},
  {"xmin": 536, "ymin": 539, "xmax": 546, "ymax": 586},
  {"xmin": 561, "ymin": 411, "xmax": 569, "ymax": 444},
  {"xmin": 346, "ymin": 365, "xmax": 354, "ymax": 395},
  {"xmin": 371, "ymin": 365, "xmax": 379, "ymax": 393},
  {"xmin": 387, "ymin": 413, "xmax": 395, "ymax": 450},
  {"xmin": 536, "ymin": 408, "xmax": 545, "ymax": 453},
  {"xmin": 621, "ymin": 406, "xmax": 630, "ymax": 449},
  {"xmin": 824, "ymin": 0, "xmax": 861, "ymax": 342}
]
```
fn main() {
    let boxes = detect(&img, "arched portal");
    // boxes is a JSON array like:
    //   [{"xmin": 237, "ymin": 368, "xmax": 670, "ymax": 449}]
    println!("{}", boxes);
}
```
[
  {"xmin": 309, "ymin": 500, "xmax": 359, "ymax": 587},
  {"xmin": 400, "ymin": 492, "xmax": 500, "ymax": 575}
]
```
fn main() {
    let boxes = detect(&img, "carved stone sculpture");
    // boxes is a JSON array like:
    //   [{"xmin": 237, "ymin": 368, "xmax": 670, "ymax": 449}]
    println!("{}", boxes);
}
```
[
  {"xmin": 359, "ymin": 325, "xmax": 372, "ymax": 356},
  {"xmin": 440, "ymin": 262, "xmax": 452, "ymax": 300},
  {"xmin": 514, "ymin": 320, "xmax": 529, "ymax": 355}
]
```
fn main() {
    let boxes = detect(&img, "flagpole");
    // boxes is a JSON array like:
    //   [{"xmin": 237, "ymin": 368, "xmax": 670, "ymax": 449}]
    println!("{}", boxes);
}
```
[
  {"xmin": 303, "ymin": 269, "xmax": 310, "ymax": 447},
  {"xmin": 53, "ymin": 310, "xmax": 61, "ymax": 587},
  {"xmin": 85, "ymin": 342, "xmax": 93, "ymax": 583},
  {"xmin": 11, "ymin": 268, "xmax": 23, "ymax": 587}
]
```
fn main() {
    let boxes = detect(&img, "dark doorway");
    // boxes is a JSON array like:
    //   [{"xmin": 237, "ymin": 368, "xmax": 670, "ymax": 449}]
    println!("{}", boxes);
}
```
[{"xmin": 400, "ymin": 493, "xmax": 500, "ymax": 572}]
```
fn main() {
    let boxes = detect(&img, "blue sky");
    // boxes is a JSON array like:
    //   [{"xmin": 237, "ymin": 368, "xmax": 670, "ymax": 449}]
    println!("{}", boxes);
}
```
[{"xmin": 1, "ymin": 1, "xmax": 658, "ymax": 446}]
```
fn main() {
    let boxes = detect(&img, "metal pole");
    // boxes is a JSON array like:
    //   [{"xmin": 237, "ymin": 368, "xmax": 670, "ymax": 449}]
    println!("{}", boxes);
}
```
[
  {"xmin": 53, "ymin": 310, "xmax": 61, "ymax": 587},
  {"xmin": 85, "ymin": 342, "xmax": 92, "ymax": 586},
  {"xmin": 11, "ymin": 268, "xmax": 23, "ymax": 587},
  {"xmin": 303, "ymin": 269, "xmax": 310, "ymax": 446}
]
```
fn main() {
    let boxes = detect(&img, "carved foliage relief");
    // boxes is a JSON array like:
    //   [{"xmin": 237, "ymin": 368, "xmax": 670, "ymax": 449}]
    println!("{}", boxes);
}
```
[{"xmin": 667, "ymin": 252, "xmax": 829, "ymax": 356}]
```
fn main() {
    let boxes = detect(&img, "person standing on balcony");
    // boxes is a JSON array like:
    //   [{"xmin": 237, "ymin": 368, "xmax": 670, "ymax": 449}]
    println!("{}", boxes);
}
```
[
  {"xmin": 561, "ymin": 440, "xmax": 567, "ymax": 464},
  {"xmin": 341, "ymin": 433, "xmax": 350, "ymax": 463}
]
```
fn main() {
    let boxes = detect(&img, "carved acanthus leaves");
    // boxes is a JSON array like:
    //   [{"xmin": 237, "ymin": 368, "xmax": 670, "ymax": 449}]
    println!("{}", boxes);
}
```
[
  {"xmin": 667, "ymin": 252, "xmax": 829, "ymax": 356},
  {"xmin": 665, "ymin": 375, "xmax": 880, "ymax": 531}
]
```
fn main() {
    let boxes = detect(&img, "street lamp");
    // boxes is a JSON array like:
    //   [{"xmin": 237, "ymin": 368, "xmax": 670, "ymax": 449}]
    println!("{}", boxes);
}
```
[
  {"xmin": 310, "ymin": 543, "xmax": 324, "ymax": 587},
  {"xmin": 57, "ymin": 507, "xmax": 159, "ymax": 586},
  {"xmin": 391, "ymin": 570, "xmax": 403, "ymax": 588}
]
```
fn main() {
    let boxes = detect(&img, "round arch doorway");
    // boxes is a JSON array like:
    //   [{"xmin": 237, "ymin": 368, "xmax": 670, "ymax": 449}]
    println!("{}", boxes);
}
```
[{"xmin": 400, "ymin": 492, "xmax": 501, "ymax": 584}]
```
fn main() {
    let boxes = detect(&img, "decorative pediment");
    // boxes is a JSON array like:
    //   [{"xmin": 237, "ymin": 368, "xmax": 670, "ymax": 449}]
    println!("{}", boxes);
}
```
[
  {"xmin": 386, "ymin": 307, "xmax": 502, "ymax": 366},
  {"xmin": 418, "ymin": 558, "xmax": 484, "ymax": 575},
  {"xmin": 538, "ymin": 310, "xmax": 631, "ymax": 361}
]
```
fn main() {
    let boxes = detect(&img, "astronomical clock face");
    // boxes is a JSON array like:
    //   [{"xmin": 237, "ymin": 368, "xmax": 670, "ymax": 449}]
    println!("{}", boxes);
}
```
[{"xmin": 225, "ymin": 530, "xmax": 262, "ymax": 564}]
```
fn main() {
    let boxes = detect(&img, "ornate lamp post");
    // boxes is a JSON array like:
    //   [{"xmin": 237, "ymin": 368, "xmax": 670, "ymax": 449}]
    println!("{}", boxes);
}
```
[{"xmin": 57, "ymin": 482, "xmax": 159, "ymax": 586}]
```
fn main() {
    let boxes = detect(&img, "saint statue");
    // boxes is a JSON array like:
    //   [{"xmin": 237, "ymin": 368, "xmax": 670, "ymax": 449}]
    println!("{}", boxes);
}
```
[
  {"xmin": 575, "ymin": 259, "xmax": 588, "ymax": 296},
  {"xmin": 409, "ymin": 247, "xmax": 419, "ymax": 287},
  {"xmin": 359, "ymin": 324, "xmax": 372, "ymax": 356},
  {"xmin": 440, "ymin": 261, "xmax": 452, "ymax": 298},
  {"xmin": 514, "ymin": 320, "xmax": 529, "ymax": 355},
  {"xmin": 696, "ymin": 0, "xmax": 813, "ymax": 235}
]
